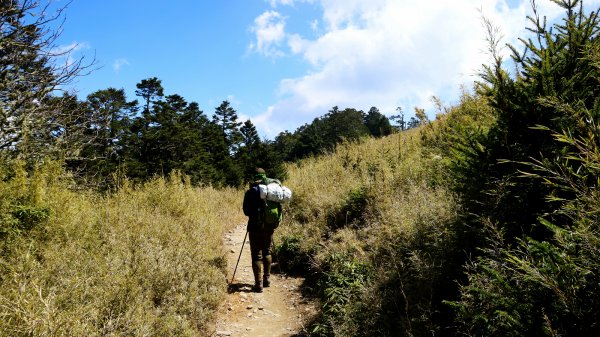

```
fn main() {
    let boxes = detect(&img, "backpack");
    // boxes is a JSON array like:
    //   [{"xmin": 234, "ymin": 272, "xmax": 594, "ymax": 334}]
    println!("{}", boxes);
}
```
[{"xmin": 258, "ymin": 178, "xmax": 291, "ymax": 230}]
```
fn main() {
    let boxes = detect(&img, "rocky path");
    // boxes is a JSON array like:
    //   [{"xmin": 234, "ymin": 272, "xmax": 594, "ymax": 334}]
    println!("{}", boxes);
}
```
[{"xmin": 213, "ymin": 224, "xmax": 317, "ymax": 337}]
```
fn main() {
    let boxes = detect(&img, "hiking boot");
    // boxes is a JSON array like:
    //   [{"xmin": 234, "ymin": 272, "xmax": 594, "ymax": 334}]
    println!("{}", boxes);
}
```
[
  {"xmin": 252, "ymin": 282, "xmax": 263, "ymax": 293},
  {"xmin": 263, "ymin": 275, "xmax": 270, "ymax": 288},
  {"xmin": 252, "ymin": 260, "xmax": 262, "ymax": 292}
]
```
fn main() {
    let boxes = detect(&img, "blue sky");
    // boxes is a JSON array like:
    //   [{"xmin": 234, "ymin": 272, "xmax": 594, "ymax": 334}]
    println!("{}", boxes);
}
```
[{"xmin": 52, "ymin": 0, "xmax": 599, "ymax": 138}]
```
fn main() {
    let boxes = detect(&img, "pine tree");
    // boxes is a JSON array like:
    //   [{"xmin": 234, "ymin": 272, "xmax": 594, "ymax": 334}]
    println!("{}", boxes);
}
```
[
  {"xmin": 240, "ymin": 119, "xmax": 261, "ymax": 149},
  {"xmin": 451, "ymin": 1, "xmax": 600, "ymax": 335},
  {"xmin": 178, "ymin": 101, "xmax": 217, "ymax": 184},
  {"xmin": 364, "ymin": 107, "xmax": 393, "ymax": 137},
  {"xmin": 135, "ymin": 77, "xmax": 164, "ymax": 115},
  {"xmin": 72, "ymin": 88, "xmax": 138, "ymax": 185},
  {"xmin": 212, "ymin": 100, "xmax": 242, "ymax": 154},
  {"xmin": 468, "ymin": 0, "xmax": 600, "ymax": 240},
  {"xmin": 321, "ymin": 107, "xmax": 369, "ymax": 148},
  {"xmin": 237, "ymin": 120, "xmax": 262, "ymax": 181}
]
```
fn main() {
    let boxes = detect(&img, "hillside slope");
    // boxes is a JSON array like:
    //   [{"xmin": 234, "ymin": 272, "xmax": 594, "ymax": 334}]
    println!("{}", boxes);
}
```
[{"xmin": 273, "ymin": 129, "xmax": 459, "ymax": 336}]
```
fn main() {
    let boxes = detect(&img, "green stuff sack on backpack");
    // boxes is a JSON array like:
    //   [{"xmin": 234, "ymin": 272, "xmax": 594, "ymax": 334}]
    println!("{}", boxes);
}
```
[{"xmin": 262, "ymin": 199, "xmax": 281, "ymax": 230}]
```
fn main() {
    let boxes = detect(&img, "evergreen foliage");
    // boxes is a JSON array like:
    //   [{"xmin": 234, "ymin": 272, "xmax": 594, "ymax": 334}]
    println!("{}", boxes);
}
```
[
  {"xmin": 438, "ymin": 1, "xmax": 600, "ymax": 336},
  {"xmin": 467, "ymin": 0, "xmax": 600, "ymax": 242},
  {"xmin": 0, "ymin": 0, "xmax": 92, "ymax": 159},
  {"xmin": 274, "ymin": 106, "xmax": 393, "ymax": 161},
  {"xmin": 365, "ymin": 107, "xmax": 393, "ymax": 137}
]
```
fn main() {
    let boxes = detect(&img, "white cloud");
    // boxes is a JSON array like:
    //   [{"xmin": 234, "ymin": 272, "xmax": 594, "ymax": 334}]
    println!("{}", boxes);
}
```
[
  {"xmin": 51, "ymin": 41, "xmax": 90, "ymax": 68},
  {"xmin": 250, "ymin": 0, "xmax": 600, "ymax": 137},
  {"xmin": 268, "ymin": 0, "xmax": 297, "ymax": 7},
  {"xmin": 248, "ymin": 10, "xmax": 287, "ymax": 57},
  {"xmin": 52, "ymin": 41, "xmax": 89, "ymax": 55},
  {"xmin": 112, "ymin": 58, "xmax": 129, "ymax": 72}
]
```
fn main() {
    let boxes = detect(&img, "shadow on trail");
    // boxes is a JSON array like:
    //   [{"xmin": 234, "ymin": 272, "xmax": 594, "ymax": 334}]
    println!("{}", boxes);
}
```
[{"xmin": 226, "ymin": 282, "xmax": 255, "ymax": 294}]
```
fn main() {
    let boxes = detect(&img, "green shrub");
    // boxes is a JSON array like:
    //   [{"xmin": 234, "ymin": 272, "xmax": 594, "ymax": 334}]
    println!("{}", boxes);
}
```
[
  {"xmin": 275, "ymin": 234, "xmax": 314, "ymax": 275},
  {"xmin": 327, "ymin": 187, "xmax": 370, "ymax": 231},
  {"xmin": 452, "ymin": 87, "xmax": 600, "ymax": 336},
  {"xmin": 311, "ymin": 253, "xmax": 372, "ymax": 336}
]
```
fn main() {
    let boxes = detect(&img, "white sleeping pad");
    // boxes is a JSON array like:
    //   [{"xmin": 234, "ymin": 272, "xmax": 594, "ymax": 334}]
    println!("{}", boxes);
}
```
[
  {"xmin": 258, "ymin": 184, "xmax": 268, "ymax": 199},
  {"xmin": 258, "ymin": 182, "xmax": 292, "ymax": 203},
  {"xmin": 266, "ymin": 182, "xmax": 284, "ymax": 202},
  {"xmin": 281, "ymin": 186, "xmax": 292, "ymax": 203}
]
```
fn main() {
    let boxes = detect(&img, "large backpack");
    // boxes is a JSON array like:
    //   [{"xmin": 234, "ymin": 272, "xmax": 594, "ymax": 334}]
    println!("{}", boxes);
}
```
[{"xmin": 258, "ymin": 178, "xmax": 291, "ymax": 230}]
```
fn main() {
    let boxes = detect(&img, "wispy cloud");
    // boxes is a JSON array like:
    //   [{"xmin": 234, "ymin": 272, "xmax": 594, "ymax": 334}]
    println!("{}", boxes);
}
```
[
  {"xmin": 51, "ymin": 41, "xmax": 90, "ymax": 55},
  {"xmin": 268, "ymin": 0, "xmax": 297, "ymax": 8},
  {"xmin": 51, "ymin": 41, "xmax": 90, "ymax": 67},
  {"xmin": 248, "ymin": 10, "xmax": 287, "ymax": 58},
  {"xmin": 112, "ymin": 58, "xmax": 130, "ymax": 72},
  {"xmin": 249, "ymin": 0, "xmax": 600, "ymax": 138}
]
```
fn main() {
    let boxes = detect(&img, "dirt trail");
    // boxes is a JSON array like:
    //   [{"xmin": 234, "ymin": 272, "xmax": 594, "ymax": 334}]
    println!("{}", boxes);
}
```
[{"xmin": 213, "ymin": 224, "xmax": 317, "ymax": 337}]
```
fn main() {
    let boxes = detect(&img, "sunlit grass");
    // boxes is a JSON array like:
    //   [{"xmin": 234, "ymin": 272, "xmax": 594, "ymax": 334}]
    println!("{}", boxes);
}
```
[
  {"xmin": 275, "ymin": 128, "xmax": 459, "ymax": 336},
  {"xmin": 0, "ymin": 164, "xmax": 245, "ymax": 336}
]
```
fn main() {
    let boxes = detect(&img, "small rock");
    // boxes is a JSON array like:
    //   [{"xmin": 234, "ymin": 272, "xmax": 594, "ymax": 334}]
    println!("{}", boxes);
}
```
[
  {"xmin": 216, "ymin": 331, "xmax": 232, "ymax": 336},
  {"xmin": 246, "ymin": 305, "xmax": 253, "ymax": 310},
  {"xmin": 247, "ymin": 313, "xmax": 253, "ymax": 318},
  {"xmin": 230, "ymin": 249, "xmax": 235, "ymax": 253},
  {"xmin": 258, "ymin": 306, "xmax": 264, "ymax": 310}
]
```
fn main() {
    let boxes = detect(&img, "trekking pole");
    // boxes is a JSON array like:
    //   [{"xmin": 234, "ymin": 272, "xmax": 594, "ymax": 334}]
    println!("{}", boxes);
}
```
[{"xmin": 230, "ymin": 229, "xmax": 249, "ymax": 284}]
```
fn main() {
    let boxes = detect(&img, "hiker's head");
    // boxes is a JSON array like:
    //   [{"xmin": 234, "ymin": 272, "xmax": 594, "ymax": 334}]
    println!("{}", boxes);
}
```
[{"xmin": 254, "ymin": 168, "xmax": 267, "ymax": 183}]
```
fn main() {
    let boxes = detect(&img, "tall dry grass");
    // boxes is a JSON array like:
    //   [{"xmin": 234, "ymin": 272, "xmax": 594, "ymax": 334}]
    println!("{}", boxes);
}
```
[
  {"xmin": 278, "ymin": 128, "xmax": 452, "ymax": 254},
  {"xmin": 0, "ymin": 163, "xmax": 245, "ymax": 336},
  {"xmin": 274, "ymin": 129, "xmax": 459, "ymax": 336}
]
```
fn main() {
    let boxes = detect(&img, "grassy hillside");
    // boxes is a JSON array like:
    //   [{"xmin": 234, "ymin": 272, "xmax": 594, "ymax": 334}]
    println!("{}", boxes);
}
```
[
  {"xmin": 0, "ymin": 162, "xmax": 245, "ymax": 336},
  {"xmin": 275, "ymin": 128, "xmax": 460, "ymax": 336}
]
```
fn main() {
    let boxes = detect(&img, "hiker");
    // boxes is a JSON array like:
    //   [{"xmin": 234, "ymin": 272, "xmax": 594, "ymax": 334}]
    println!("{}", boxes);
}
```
[{"xmin": 243, "ymin": 168, "xmax": 282, "ymax": 292}]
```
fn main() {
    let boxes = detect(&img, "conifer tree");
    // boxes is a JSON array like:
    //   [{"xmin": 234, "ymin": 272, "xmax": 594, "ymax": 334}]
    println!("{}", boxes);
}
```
[
  {"xmin": 364, "ymin": 107, "xmax": 393, "ymax": 137},
  {"xmin": 212, "ymin": 100, "xmax": 242, "ymax": 154},
  {"xmin": 0, "ymin": 0, "xmax": 92, "ymax": 158},
  {"xmin": 135, "ymin": 77, "xmax": 164, "ymax": 114},
  {"xmin": 72, "ymin": 88, "xmax": 138, "ymax": 185},
  {"xmin": 240, "ymin": 119, "xmax": 261, "ymax": 149},
  {"xmin": 450, "ymin": 1, "xmax": 600, "ymax": 335},
  {"xmin": 177, "ymin": 101, "xmax": 217, "ymax": 184},
  {"xmin": 465, "ymin": 0, "xmax": 600, "ymax": 240},
  {"xmin": 237, "ymin": 120, "xmax": 262, "ymax": 181}
]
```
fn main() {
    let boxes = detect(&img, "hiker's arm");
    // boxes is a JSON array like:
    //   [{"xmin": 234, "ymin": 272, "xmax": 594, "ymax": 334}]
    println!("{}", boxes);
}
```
[{"xmin": 242, "ymin": 190, "xmax": 253, "ymax": 216}]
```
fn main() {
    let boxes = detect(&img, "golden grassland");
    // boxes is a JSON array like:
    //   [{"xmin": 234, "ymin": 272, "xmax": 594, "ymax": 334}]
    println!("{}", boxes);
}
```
[
  {"xmin": 278, "ymin": 128, "xmax": 456, "ymax": 261},
  {"xmin": 275, "ymin": 128, "xmax": 459, "ymax": 335},
  {"xmin": 0, "ymin": 164, "xmax": 245, "ymax": 336}
]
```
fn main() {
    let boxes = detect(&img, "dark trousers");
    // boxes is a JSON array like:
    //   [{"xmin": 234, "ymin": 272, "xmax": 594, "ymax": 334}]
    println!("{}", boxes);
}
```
[
  {"xmin": 249, "ymin": 230, "xmax": 274, "ymax": 262},
  {"xmin": 249, "ymin": 230, "xmax": 274, "ymax": 284}
]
